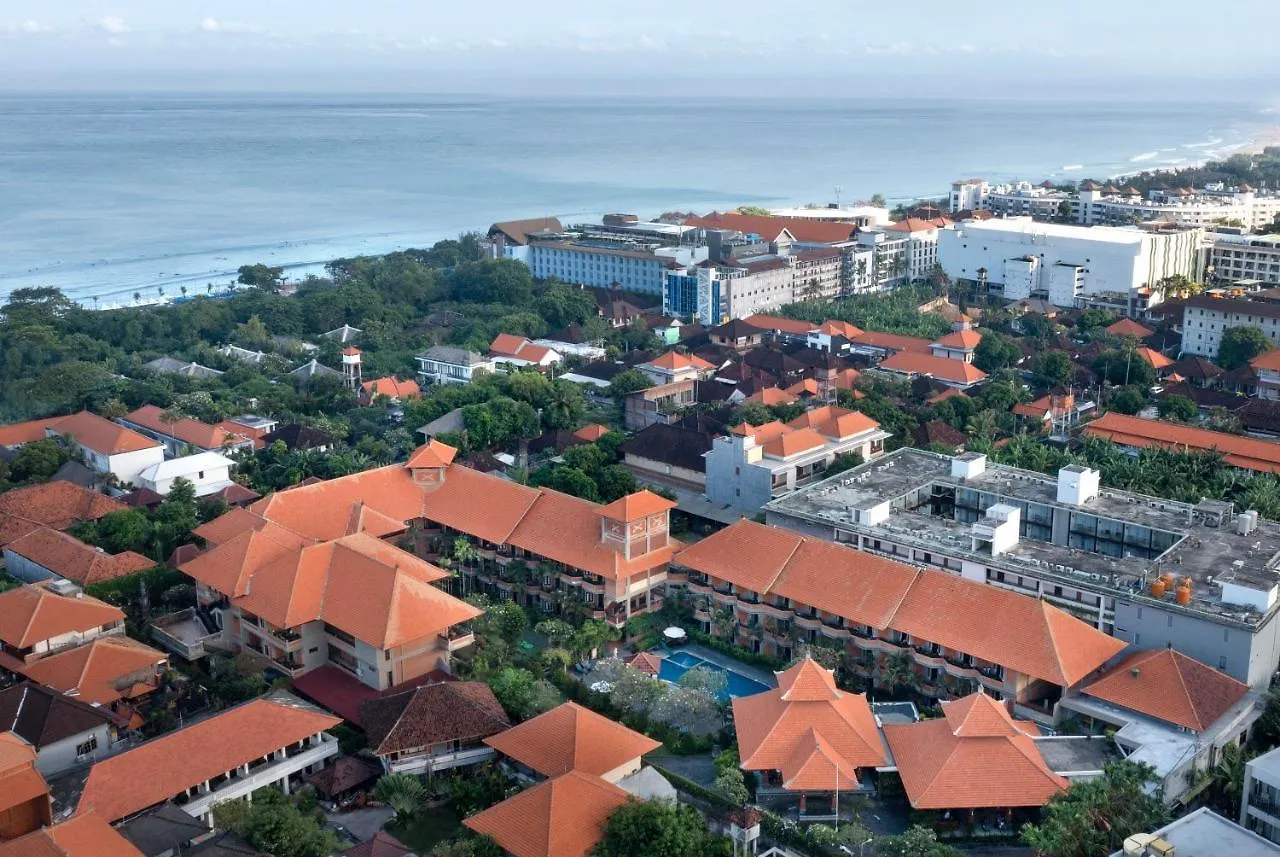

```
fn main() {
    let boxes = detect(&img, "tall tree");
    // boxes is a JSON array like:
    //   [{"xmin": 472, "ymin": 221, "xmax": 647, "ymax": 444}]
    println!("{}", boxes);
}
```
[
  {"xmin": 1021, "ymin": 761, "xmax": 1167, "ymax": 857},
  {"xmin": 1218, "ymin": 326, "xmax": 1273, "ymax": 371},
  {"xmin": 593, "ymin": 799, "xmax": 732, "ymax": 857}
]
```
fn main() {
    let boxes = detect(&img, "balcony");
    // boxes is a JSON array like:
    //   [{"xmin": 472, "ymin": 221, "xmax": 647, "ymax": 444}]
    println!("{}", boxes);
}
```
[
  {"xmin": 151, "ymin": 608, "xmax": 220, "ymax": 662},
  {"xmin": 180, "ymin": 736, "xmax": 339, "ymax": 820},
  {"xmin": 388, "ymin": 745, "xmax": 495, "ymax": 776},
  {"xmin": 438, "ymin": 626, "xmax": 475, "ymax": 652}
]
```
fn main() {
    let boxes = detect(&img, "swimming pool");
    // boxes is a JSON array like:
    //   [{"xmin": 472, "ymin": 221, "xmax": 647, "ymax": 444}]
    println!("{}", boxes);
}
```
[{"xmin": 656, "ymin": 649, "xmax": 771, "ymax": 700}]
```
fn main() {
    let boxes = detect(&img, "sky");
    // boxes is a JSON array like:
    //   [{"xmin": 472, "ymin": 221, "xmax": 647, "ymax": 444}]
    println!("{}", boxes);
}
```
[{"xmin": 2, "ymin": 0, "xmax": 1279, "ymax": 95}]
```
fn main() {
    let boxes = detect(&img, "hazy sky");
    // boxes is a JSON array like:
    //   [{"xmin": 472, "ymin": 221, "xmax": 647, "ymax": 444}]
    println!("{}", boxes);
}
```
[{"xmin": 3, "ymin": 0, "xmax": 1279, "ymax": 93}]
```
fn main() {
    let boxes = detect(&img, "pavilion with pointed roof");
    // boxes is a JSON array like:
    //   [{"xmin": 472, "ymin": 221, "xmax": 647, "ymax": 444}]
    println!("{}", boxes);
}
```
[{"xmin": 732, "ymin": 658, "xmax": 886, "ymax": 817}]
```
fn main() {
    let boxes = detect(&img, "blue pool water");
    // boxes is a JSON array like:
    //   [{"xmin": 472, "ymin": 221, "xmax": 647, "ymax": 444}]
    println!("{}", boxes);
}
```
[{"xmin": 657, "ymin": 650, "xmax": 770, "ymax": 700}]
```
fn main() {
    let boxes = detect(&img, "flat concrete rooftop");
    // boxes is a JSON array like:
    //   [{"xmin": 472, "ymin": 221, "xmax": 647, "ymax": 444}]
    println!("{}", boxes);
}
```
[
  {"xmin": 1034, "ymin": 736, "xmax": 1120, "ymax": 775},
  {"xmin": 765, "ymin": 448, "xmax": 1280, "ymax": 626}
]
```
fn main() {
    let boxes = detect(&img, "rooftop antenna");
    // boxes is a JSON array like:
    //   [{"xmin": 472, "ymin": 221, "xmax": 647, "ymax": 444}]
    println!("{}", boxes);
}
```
[{"xmin": 834, "ymin": 185, "xmax": 843, "ymax": 208}]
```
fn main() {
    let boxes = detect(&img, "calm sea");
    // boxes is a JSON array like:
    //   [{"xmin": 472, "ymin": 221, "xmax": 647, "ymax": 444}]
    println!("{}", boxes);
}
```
[{"xmin": 0, "ymin": 92, "xmax": 1270, "ymax": 306}]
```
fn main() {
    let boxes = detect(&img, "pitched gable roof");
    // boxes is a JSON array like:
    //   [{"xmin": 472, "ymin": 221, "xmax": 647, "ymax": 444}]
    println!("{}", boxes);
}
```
[
  {"xmin": 0, "ymin": 683, "xmax": 118, "ymax": 750},
  {"xmin": 598, "ymin": 490, "xmax": 677, "ymax": 523},
  {"xmin": 0, "ymin": 586, "xmax": 124, "ymax": 649},
  {"xmin": 0, "ymin": 418, "xmax": 65, "ymax": 448},
  {"xmin": 1135, "ymin": 347, "xmax": 1174, "ymax": 370},
  {"xmin": 361, "ymin": 681, "xmax": 510, "ymax": 756},
  {"xmin": 733, "ymin": 658, "xmax": 885, "ymax": 781},
  {"xmin": 852, "ymin": 331, "xmax": 933, "ymax": 354},
  {"xmin": 0, "ymin": 811, "xmax": 144, "ymax": 857},
  {"xmin": 122, "ymin": 405, "xmax": 249, "ymax": 450},
  {"xmin": 644, "ymin": 351, "xmax": 715, "ymax": 372},
  {"xmin": 22, "ymin": 636, "xmax": 166, "ymax": 706},
  {"xmin": 1082, "ymin": 648, "xmax": 1250, "ymax": 732},
  {"xmin": 933, "ymin": 329, "xmax": 982, "ymax": 350},
  {"xmin": 878, "ymin": 351, "xmax": 987, "ymax": 385},
  {"xmin": 488, "ymin": 217, "xmax": 564, "ymax": 246},
  {"xmin": 361, "ymin": 377, "xmax": 421, "ymax": 400},
  {"xmin": 462, "ymin": 770, "xmax": 628, "ymax": 857},
  {"xmin": 483, "ymin": 702, "xmax": 661, "ymax": 778},
  {"xmin": 742, "ymin": 315, "xmax": 815, "ymax": 336},
  {"xmin": 48, "ymin": 412, "xmax": 160, "ymax": 456},
  {"xmin": 786, "ymin": 405, "xmax": 880, "ymax": 439},
  {"xmin": 3, "ymin": 528, "xmax": 153, "ymax": 586},
  {"xmin": 883, "ymin": 693, "xmax": 1067, "ymax": 810},
  {"xmin": 1083, "ymin": 412, "xmax": 1280, "ymax": 475},
  {"xmin": 684, "ymin": 212, "xmax": 857, "ymax": 244},
  {"xmin": 0, "ymin": 483, "xmax": 125, "ymax": 533},
  {"xmin": 76, "ymin": 697, "xmax": 340, "ymax": 823},
  {"xmin": 1106, "ymin": 318, "xmax": 1154, "ymax": 338}
]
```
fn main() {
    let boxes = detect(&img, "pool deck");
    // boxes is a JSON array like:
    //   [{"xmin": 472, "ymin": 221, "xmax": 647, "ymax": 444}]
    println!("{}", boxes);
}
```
[{"xmin": 665, "ymin": 642, "xmax": 779, "ymax": 690}]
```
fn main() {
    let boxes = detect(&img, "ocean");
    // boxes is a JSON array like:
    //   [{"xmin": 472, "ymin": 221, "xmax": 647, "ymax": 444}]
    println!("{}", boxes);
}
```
[{"xmin": 0, "ymin": 92, "xmax": 1271, "ymax": 307}]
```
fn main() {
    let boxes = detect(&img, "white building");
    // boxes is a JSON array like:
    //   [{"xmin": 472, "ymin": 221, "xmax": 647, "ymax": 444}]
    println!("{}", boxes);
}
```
[
  {"xmin": 40, "ymin": 411, "xmax": 165, "ymax": 488},
  {"xmin": 769, "ymin": 205, "xmax": 890, "ymax": 228},
  {"xmin": 1243, "ymin": 746, "xmax": 1280, "ymax": 846},
  {"xmin": 1211, "ymin": 233, "xmax": 1280, "ymax": 285},
  {"xmin": 136, "ymin": 451, "xmax": 236, "ymax": 497},
  {"xmin": 882, "ymin": 217, "xmax": 953, "ymax": 281},
  {"xmin": 529, "ymin": 241, "xmax": 668, "ymax": 294},
  {"xmin": 416, "ymin": 346, "xmax": 497, "ymax": 386},
  {"xmin": 1179, "ymin": 296, "xmax": 1280, "ymax": 359},
  {"xmin": 949, "ymin": 179, "xmax": 990, "ymax": 213},
  {"xmin": 938, "ymin": 217, "xmax": 1202, "ymax": 316},
  {"xmin": 1081, "ymin": 184, "xmax": 1280, "ymax": 231},
  {"xmin": 855, "ymin": 230, "xmax": 911, "ymax": 290},
  {"xmin": 1117, "ymin": 808, "xmax": 1280, "ymax": 857}
]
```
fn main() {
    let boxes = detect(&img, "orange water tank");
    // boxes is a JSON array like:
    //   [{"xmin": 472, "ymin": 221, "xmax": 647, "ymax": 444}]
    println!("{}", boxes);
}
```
[
  {"xmin": 1151, "ymin": 578, "xmax": 1168, "ymax": 599},
  {"xmin": 1176, "ymin": 583, "xmax": 1192, "ymax": 605}
]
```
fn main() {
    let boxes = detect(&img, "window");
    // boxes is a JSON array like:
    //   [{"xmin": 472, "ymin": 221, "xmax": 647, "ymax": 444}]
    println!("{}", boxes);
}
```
[
  {"xmin": 1219, "ymin": 656, "xmax": 1228, "ymax": 670},
  {"xmin": 76, "ymin": 736, "xmax": 98, "ymax": 758}
]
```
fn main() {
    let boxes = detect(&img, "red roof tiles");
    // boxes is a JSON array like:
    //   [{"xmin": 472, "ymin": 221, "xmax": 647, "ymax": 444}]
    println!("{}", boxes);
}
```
[
  {"xmin": 463, "ymin": 770, "xmax": 629, "ymax": 857},
  {"xmin": 4, "ymin": 528, "xmax": 153, "ymax": 586},
  {"xmin": 483, "ymin": 702, "xmax": 661, "ymax": 779},
  {"xmin": 1082, "ymin": 648, "xmax": 1249, "ymax": 732},
  {"xmin": 1083, "ymin": 412, "xmax": 1280, "ymax": 475},
  {"xmin": 878, "ymin": 351, "xmax": 987, "ymax": 385},
  {"xmin": 0, "ymin": 586, "xmax": 124, "ymax": 650}
]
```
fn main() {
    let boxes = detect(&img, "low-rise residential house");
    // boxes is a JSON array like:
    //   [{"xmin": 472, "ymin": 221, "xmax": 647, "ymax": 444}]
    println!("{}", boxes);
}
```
[
  {"xmin": 3, "ymin": 528, "xmax": 152, "ymax": 587},
  {"xmin": 848, "ymin": 330, "xmax": 933, "ymax": 360},
  {"xmin": 463, "ymin": 769, "xmax": 629, "ymax": 857},
  {"xmin": 1083, "ymin": 412, "xmax": 1280, "ymax": 475},
  {"xmin": 0, "ymin": 482, "xmax": 126, "ymax": 549},
  {"xmin": 1060, "ymin": 647, "xmax": 1255, "ymax": 803},
  {"xmin": 0, "ymin": 809, "xmax": 144, "ymax": 857},
  {"xmin": 321, "ymin": 324, "xmax": 363, "ymax": 344},
  {"xmin": 637, "ymin": 352, "xmax": 717, "ymax": 386},
  {"xmin": 623, "ymin": 380, "xmax": 697, "ymax": 432},
  {"xmin": 489, "ymin": 334, "xmax": 561, "ymax": 369},
  {"xmin": 0, "ymin": 682, "xmax": 123, "ymax": 775},
  {"xmin": 136, "ymin": 451, "xmax": 236, "ymax": 498},
  {"xmin": 743, "ymin": 314, "xmax": 815, "ymax": 344},
  {"xmin": 806, "ymin": 320, "xmax": 863, "ymax": 354},
  {"xmin": 1135, "ymin": 347, "xmax": 1175, "ymax": 375},
  {"xmin": 1012, "ymin": 391, "xmax": 1078, "ymax": 430},
  {"xmin": 733, "ymin": 659, "xmax": 885, "ymax": 818},
  {"xmin": 118, "ymin": 406, "xmax": 255, "ymax": 457},
  {"xmin": 484, "ymin": 701, "xmax": 662, "ymax": 784},
  {"xmin": 359, "ymin": 377, "xmax": 421, "ymax": 405},
  {"xmin": 1167, "ymin": 355, "xmax": 1225, "ymax": 388},
  {"xmin": 621, "ymin": 423, "xmax": 712, "ymax": 493},
  {"xmin": 115, "ymin": 802, "xmax": 216, "ymax": 857},
  {"xmin": 0, "ymin": 584, "xmax": 126, "ymax": 666},
  {"xmin": 1253, "ymin": 350, "xmax": 1280, "ymax": 401},
  {"xmin": 0, "ymin": 732, "xmax": 52, "ymax": 840},
  {"xmin": 876, "ymin": 351, "xmax": 988, "ymax": 389},
  {"xmin": 219, "ymin": 415, "xmax": 277, "ymax": 451},
  {"xmin": 704, "ymin": 407, "xmax": 889, "ymax": 513},
  {"xmin": 1106, "ymin": 318, "xmax": 1155, "ymax": 339},
  {"xmin": 929, "ymin": 325, "xmax": 982, "ymax": 363},
  {"xmin": 0, "ymin": 412, "xmax": 165, "ymax": 487},
  {"xmin": 360, "ymin": 681, "xmax": 510, "ymax": 776},
  {"xmin": 69, "ymin": 695, "xmax": 341, "ymax": 825},
  {"xmin": 288, "ymin": 359, "xmax": 343, "ymax": 386},
  {"xmin": 416, "ymin": 347, "xmax": 497, "ymax": 387},
  {"xmin": 21, "ymin": 636, "xmax": 167, "ymax": 717},
  {"xmin": 709, "ymin": 319, "xmax": 765, "ymax": 351},
  {"xmin": 182, "ymin": 527, "xmax": 480, "ymax": 690},
  {"xmin": 141, "ymin": 356, "xmax": 224, "ymax": 381},
  {"xmin": 672, "ymin": 519, "xmax": 1127, "ymax": 727},
  {"xmin": 305, "ymin": 755, "xmax": 382, "ymax": 807}
]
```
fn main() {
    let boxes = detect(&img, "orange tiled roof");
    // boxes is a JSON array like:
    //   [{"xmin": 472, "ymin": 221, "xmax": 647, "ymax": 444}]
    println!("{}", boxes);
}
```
[
  {"xmin": 462, "ymin": 770, "xmax": 629, "ymax": 857},
  {"xmin": 625, "ymin": 652, "xmax": 664, "ymax": 677},
  {"xmin": 406, "ymin": 439, "xmax": 458, "ymax": 470},
  {"xmin": 1083, "ymin": 412, "xmax": 1280, "ymax": 475},
  {"xmin": 816, "ymin": 320, "xmax": 863, "ymax": 338},
  {"xmin": 48, "ymin": 411, "xmax": 159, "ymax": 456},
  {"xmin": 598, "ymin": 490, "xmax": 677, "ymax": 523},
  {"xmin": 4, "ymin": 528, "xmax": 153, "ymax": 587},
  {"xmin": 852, "ymin": 331, "xmax": 933, "ymax": 354},
  {"xmin": 362, "ymin": 377, "xmax": 421, "ymax": 400},
  {"xmin": 0, "ymin": 732, "xmax": 48, "ymax": 815},
  {"xmin": 77, "ymin": 697, "xmax": 340, "ymax": 823},
  {"xmin": 878, "ymin": 351, "xmax": 987, "ymax": 385},
  {"xmin": 886, "ymin": 216, "xmax": 952, "ymax": 233},
  {"xmin": 891, "ymin": 572, "xmax": 1126, "ymax": 687},
  {"xmin": 483, "ymin": 702, "xmax": 661, "ymax": 778},
  {"xmin": 122, "ymin": 405, "xmax": 249, "ymax": 450},
  {"xmin": 1082, "ymin": 648, "xmax": 1249, "ymax": 732},
  {"xmin": 933, "ymin": 329, "xmax": 982, "ymax": 351},
  {"xmin": 733, "ymin": 659, "xmax": 885, "ymax": 784},
  {"xmin": 742, "ymin": 315, "xmax": 815, "ymax": 336},
  {"xmin": 0, "ymin": 811, "xmax": 145, "ymax": 857},
  {"xmin": 645, "ymin": 351, "xmax": 715, "ymax": 372},
  {"xmin": 1106, "ymin": 318, "xmax": 1154, "ymax": 338},
  {"xmin": 730, "ymin": 420, "xmax": 789, "ymax": 443},
  {"xmin": 191, "ymin": 506, "xmax": 269, "ymax": 546},
  {"xmin": 926, "ymin": 387, "xmax": 967, "ymax": 405},
  {"xmin": 22, "ymin": 637, "xmax": 166, "ymax": 706},
  {"xmin": 0, "ymin": 418, "xmax": 65, "ymax": 448},
  {"xmin": 0, "ymin": 585, "xmax": 123, "ymax": 649},
  {"xmin": 746, "ymin": 387, "xmax": 797, "ymax": 406},
  {"xmin": 883, "ymin": 693, "xmax": 1067, "ymax": 810},
  {"xmin": 676, "ymin": 520, "xmax": 1124, "ymax": 687},
  {"xmin": 1135, "ymin": 347, "xmax": 1174, "ymax": 370},
  {"xmin": 1251, "ymin": 349, "xmax": 1280, "ymax": 372},
  {"xmin": 573, "ymin": 424, "xmax": 611, "ymax": 443},
  {"xmin": 762, "ymin": 427, "xmax": 828, "ymax": 458},
  {"xmin": 186, "ymin": 531, "xmax": 480, "ymax": 649},
  {"xmin": 786, "ymin": 405, "xmax": 880, "ymax": 439},
  {"xmin": 0, "ymin": 483, "xmax": 125, "ymax": 533}
]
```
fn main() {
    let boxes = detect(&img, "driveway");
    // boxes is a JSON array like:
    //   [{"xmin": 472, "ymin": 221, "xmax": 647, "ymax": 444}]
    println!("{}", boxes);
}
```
[{"xmin": 326, "ymin": 806, "xmax": 393, "ymax": 842}]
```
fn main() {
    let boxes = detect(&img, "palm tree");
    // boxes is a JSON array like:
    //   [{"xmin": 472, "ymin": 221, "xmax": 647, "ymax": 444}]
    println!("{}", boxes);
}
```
[
  {"xmin": 876, "ymin": 651, "xmax": 916, "ymax": 696},
  {"xmin": 180, "ymin": 286, "xmax": 188, "ymax": 299},
  {"xmin": 373, "ymin": 773, "xmax": 425, "ymax": 824},
  {"xmin": 132, "ymin": 291, "xmax": 142, "ymax": 305}
]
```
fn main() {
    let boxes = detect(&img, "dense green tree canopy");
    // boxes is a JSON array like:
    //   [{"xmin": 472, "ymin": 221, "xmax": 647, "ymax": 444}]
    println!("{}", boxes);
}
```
[
  {"xmin": 593, "ymin": 799, "xmax": 732, "ymax": 857},
  {"xmin": 1021, "ymin": 762, "xmax": 1167, "ymax": 857},
  {"xmin": 1218, "ymin": 326, "xmax": 1273, "ymax": 371}
]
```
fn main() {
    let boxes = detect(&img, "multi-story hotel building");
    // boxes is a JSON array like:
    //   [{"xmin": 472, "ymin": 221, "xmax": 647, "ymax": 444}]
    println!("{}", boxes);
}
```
[
  {"xmin": 670, "ymin": 518, "xmax": 1126, "ymax": 728},
  {"xmin": 529, "ymin": 240, "xmax": 669, "ymax": 294},
  {"xmin": 1210, "ymin": 233, "xmax": 1280, "ymax": 285},
  {"xmin": 1179, "ymin": 294, "xmax": 1280, "ymax": 358},
  {"xmin": 762, "ymin": 449, "xmax": 1280, "ymax": 687}
]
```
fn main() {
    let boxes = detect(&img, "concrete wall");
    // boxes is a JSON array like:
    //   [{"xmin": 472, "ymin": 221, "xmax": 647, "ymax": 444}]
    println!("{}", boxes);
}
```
[
  {"xmin": 140, "ymin": 462, "xmax": 233, "ymax": 497},
  {"xmin": 705, "ymin": 442, "xmax": 775, "ymax": 514},
  {"xmin": 36, "ymin": 724, "xmax": 113, "ymax": 776},
  {"xmin": 100, "ymin": 446, "xmax": 165, "ymax": 488},
  {"xmin": 623, "ymin": 453, "xmax": 706, "ymax": 491}
]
